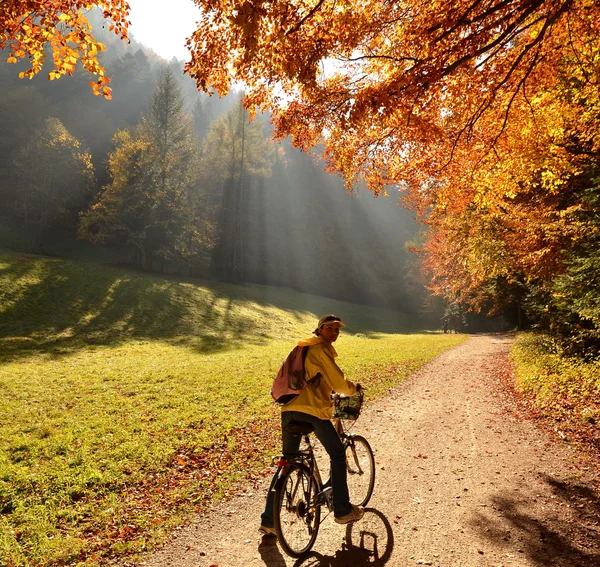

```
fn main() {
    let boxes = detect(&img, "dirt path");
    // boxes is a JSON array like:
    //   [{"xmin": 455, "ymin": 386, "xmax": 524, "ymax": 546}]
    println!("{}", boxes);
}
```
[{"xmin": 141, "ymin": 334, "xmax": 600, "ymax": 567}]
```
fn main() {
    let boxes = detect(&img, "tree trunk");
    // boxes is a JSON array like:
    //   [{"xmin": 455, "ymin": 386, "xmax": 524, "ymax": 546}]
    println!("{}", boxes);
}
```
[
  {"xmin": 142, "ymin": 243, "xmax": 154, "ymax": 271},
  {"xmin": 236, "ymin": 113, "xmax": 246, "ymax": 282}
]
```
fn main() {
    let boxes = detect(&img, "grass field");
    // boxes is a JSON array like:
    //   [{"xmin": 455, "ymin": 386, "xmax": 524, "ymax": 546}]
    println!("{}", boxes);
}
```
[
  {"xmin": 0, "ymin": 250, "xmax": 466, "ymax": 567},
  {"xmin": 511, "ymin": 333, "xmax": 600, "ymax": 437}
]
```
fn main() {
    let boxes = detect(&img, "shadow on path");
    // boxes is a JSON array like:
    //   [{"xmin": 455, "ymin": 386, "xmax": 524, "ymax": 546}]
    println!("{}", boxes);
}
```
[
  {"xmin": 473, "ymin": 473, "xmax": 600, "ymax": 567},
  {"xmin": 258, "ymin": 509, "xmax": 394, "ymax": 567}
]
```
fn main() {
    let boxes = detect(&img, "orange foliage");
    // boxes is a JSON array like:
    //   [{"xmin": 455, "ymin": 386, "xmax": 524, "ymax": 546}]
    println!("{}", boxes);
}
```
[
  {"xmin": 1, "ymin": 1, "xmax": 130, "ymax": 98},
  {"xmin": 186, "ymin": 0, "xmax": 600, "ymax": 311},
  {"xmin": 418, "ymin": 50, "xmax": 600, "ymax": 308},
  {"xmin": 186, "ymin": 0, "xmax": 598, "ymax": 190}
]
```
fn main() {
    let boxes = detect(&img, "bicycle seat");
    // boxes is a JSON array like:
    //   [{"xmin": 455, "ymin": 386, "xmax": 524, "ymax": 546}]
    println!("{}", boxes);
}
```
[{"xmin": 288, "ymin": 421, "xmax": 314, "ymax": 435}]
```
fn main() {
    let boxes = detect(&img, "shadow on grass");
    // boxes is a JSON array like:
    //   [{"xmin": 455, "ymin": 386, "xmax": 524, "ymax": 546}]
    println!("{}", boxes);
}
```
[
  {"xmin": 0, "ymin": 252, "xmax": 426, "ymax": 363},
  {"xmin": 0, "ymin": 253, "xmax": 262, "ymax": 362},
  {"xmin": 472, "ymin": 473, "xmax": 600, "ymax": 567}
]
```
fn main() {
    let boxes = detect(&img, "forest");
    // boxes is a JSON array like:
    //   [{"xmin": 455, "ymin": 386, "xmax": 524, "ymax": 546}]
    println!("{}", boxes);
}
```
[
  {"xmin": 185, "ymin": 0, "xmax": 600, "ymax": 358},
  {"xmin": 0, "ymin": 10, "xmax": 442, "ymax": 322},
  {"xmin": 2, "ymin": 1, "xmax": 600, "ymax": 352}
]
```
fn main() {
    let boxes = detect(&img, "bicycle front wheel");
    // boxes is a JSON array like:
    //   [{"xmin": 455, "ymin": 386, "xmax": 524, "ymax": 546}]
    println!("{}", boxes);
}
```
[
  {"xmin": 274, "ymin": 462, "xmax": 321, "ymax": 558},
  {"xmin": 345, "ymin": 435, "xmax": 375, "ymax": 506}
]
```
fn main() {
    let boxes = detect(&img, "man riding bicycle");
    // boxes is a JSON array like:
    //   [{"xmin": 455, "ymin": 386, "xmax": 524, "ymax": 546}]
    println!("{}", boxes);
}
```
[{"xmin": 259, "ymin": 314, "xmax": 364, "ymax": 538}]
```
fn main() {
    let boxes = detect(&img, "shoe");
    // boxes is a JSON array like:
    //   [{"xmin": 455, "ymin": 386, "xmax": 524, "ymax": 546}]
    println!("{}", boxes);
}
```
[
  {"xmin": 258, "ymin": 525, "xmax": 277, "ymax": 537},
  {"xmin": 334, "ymin": 505, "xmax": 365, "ymax": 524}
]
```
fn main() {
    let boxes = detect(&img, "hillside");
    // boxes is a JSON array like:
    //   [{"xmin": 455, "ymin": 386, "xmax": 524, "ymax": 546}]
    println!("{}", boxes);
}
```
[{"xmin": 0, "ymin": 249, "xmax": 428, "ymax": 361}]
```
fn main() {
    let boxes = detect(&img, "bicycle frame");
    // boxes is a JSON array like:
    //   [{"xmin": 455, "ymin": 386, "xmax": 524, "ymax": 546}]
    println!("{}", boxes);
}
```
[
  {"xmin": 275, "ymin": 401, "xmax": 358, "ymax": 506},
  {"xmin": 272, "ymin": 390, "xmax": 374, "ymax": 558},
  {"xmin": 275, "ymin": 433, "xmax": 330, "ymax": 512}
]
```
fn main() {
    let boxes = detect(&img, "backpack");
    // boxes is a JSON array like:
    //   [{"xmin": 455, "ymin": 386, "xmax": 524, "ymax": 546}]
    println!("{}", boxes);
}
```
[{"xmin": 271, "ymin": 345, "xmax": 321, "ymax": 404}]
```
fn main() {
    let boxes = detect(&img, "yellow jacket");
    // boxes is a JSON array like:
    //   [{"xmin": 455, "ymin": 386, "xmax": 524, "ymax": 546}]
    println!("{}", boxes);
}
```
[{"xmin": 282, "ymin": 336, "xmax": 358, "ymax": 420}]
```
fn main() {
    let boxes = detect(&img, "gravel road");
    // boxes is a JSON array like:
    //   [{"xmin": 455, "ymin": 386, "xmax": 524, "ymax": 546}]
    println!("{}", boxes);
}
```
[{"xmin": 140, "ymin": 334, "xmax": 600, "ymax": 567}]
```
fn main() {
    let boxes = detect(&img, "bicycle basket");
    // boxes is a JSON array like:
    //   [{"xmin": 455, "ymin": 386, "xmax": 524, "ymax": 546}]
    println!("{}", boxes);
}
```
[{"xmin": 333, "ymin": 393, "xmax": 363, "ymax": 419}]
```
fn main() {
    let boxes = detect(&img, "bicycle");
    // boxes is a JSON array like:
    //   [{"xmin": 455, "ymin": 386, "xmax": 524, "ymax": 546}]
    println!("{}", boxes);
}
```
[{"xmin": 272, "ymin": 389, "xmax": 375, "ymax": 558}]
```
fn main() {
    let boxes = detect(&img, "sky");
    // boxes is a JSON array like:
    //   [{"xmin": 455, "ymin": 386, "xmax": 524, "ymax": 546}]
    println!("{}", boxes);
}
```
[{"xmin": 125, "ymin": 0, "xmax": 201, "ymax": 61}]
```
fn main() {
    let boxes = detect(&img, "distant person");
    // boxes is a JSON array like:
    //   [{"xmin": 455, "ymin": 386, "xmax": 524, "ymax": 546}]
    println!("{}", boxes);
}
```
[{"xmin": 259, "ymin": 314, "xmax": 364, "ymax": 538}]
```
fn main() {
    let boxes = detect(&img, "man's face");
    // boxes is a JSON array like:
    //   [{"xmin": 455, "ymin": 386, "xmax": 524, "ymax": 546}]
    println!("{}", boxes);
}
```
[{"xmin": 320, "ymin": 323, "xmax": 341, "ymax": 343}]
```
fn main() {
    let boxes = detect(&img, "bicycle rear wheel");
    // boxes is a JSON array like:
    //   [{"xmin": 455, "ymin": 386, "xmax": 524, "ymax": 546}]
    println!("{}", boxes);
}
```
[
  {"xmin": 274, "ymin": 462, "xmax": 321, "ymax": 557},
  {"xmin": 345, "ymin": 435, "xmax": 375, "ymax": 506}
]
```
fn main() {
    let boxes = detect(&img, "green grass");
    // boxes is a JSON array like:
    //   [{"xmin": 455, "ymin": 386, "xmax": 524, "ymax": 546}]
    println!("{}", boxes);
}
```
[
  {"xmin": 0, "ymin": 250, "xmax": 466, "ymax": 567},
  {"xmin": 511, "ymin": 333, "xmax": 600, "ymax": 426}
]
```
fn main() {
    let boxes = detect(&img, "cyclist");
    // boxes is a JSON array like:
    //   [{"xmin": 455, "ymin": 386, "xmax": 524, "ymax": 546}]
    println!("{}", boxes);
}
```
[{"xmin": 259, "ymin": 314, "xmax": 364, "ymax": 538}]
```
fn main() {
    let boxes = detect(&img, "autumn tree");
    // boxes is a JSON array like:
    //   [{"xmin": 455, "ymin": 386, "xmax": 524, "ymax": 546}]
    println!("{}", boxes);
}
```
[
  {"xmin": 184, "ymin": 0, "xmax": 600, "ymax": 229},
  {"xmin": 80, "ymin": 68, "xmax": 214, "ymax": 270},
  {"xmin": 185, "ymin": 0, "xmax": 598, "ymax": 192},
  {"xmin": 186, "ymin": 0, "xmax": 600, "ymax": 348},
  {"xmin": 417, "ymin": 58, "xmax": 600, "ymax": 347},
  {"xmin": 1, "ymin": 1, "xmax": 130, "ymax": 98},
  {"xmin": 13, "ymin": 117, "xmax": 94, "ymax": 251}
]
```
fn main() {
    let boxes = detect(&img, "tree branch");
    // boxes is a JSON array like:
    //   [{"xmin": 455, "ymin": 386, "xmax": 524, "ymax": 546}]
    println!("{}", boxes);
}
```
[{"xmin": 285, "ymin": 0, "xmax": 327, "ymax": 35}]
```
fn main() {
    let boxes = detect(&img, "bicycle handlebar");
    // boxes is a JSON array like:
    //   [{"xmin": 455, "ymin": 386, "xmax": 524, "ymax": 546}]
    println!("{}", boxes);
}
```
[{"xmin": 330, "ymin": 386, "xmax": 364, "ymax": 401}]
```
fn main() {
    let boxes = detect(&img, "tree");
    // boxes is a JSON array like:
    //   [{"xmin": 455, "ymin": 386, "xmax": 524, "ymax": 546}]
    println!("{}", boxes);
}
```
[
  {"xmin": 79, "ymin": 68, "xmax": 214, "ymax": 270},
  {"xmin": 192, "ymin": 96, "xmax": 213, "ymax": 141},
  {"xmin": 0, "ymin": 79, "xmax": 50, "ymax": 218},
  {"xmin": 13, "ymin": 117, "xmax": 94, "ymax": 251},
  {"xmin": 186, "ymin": 0, "xmax": 599, "ymax": 193},
  {"xmin": 1, "ymin": 1, "xmax": 130, "ymax": 98},
  {"xmin": 417, "ymin": 67, "xmax": 600, "ymax": 348},
  {"xmin": 202, "ymin": 96, "xmax": 273, "ymax": 282},
  {"xmin": 549, "ymin": 184, "xmax": 600, "ymax": 355}
]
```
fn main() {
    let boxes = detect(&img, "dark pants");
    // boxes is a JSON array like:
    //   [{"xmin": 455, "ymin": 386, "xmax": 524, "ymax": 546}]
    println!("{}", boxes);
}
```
[{"xmin": 260, "ymin": 411, "xmax": 352, "ymax": 527}]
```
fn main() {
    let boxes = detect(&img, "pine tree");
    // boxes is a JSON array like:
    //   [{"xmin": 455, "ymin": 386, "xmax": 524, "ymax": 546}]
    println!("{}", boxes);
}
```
[{"xmin": 80, "ymin": 67, "xmax": 214, "ymax": 271}]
